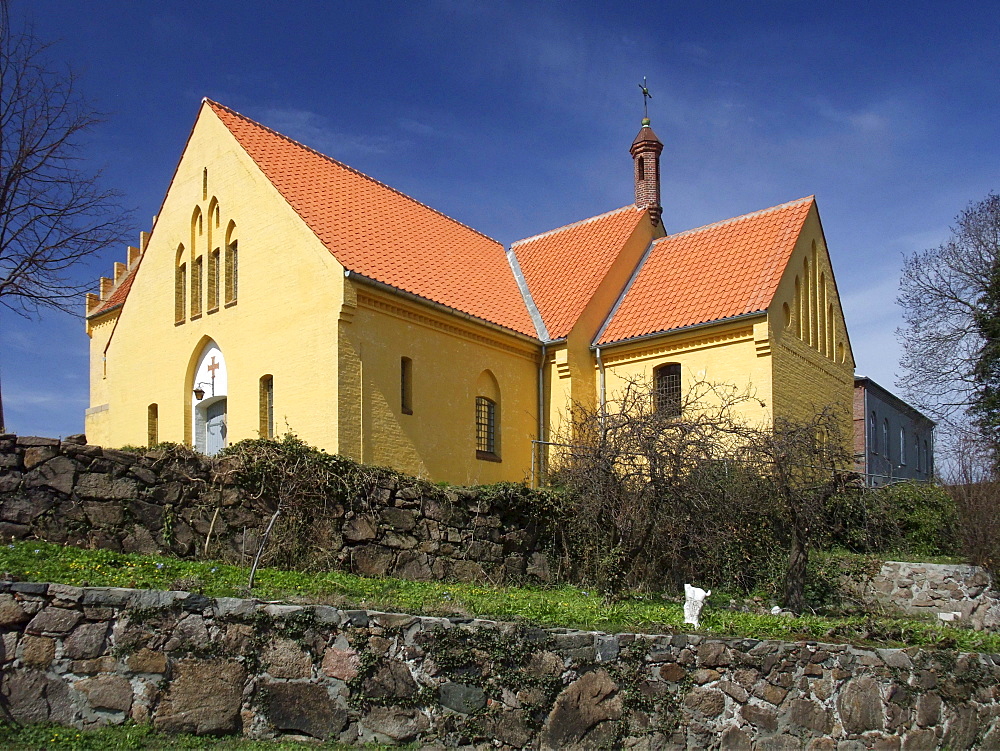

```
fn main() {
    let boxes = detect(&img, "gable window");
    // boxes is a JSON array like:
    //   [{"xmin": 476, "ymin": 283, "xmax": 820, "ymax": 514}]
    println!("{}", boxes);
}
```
[
  {"xmin": 653, "ymin": 363, "xmax": 682, "ymax": 417},
  {"xmin": 175, "ymin": 262, "xmax": 187, "ymax": 323},
  {"xmin": 225, "ymin": 239, "xmax": 238, "ymax": 304},
  {"xmin": 259, "ymin": 375, "xmax": 274, "ymax": 438},
  {"xmin": 208, "ymin": 249, "xmax": 220, "ymax": 312},
  {"xmin": 476, "ymin": 396, "xmax": 497, "ymax": 458},
  {"xmin": 147, "ymin": 404, "xmax": 158, "ymax": 447},
  {"xmin": 400, "ymin": 357, "xmax": 413, "ymax": 415},
  {"xmin": 191, "ymin": 256, "xmax": 203, "ymax": 317}
]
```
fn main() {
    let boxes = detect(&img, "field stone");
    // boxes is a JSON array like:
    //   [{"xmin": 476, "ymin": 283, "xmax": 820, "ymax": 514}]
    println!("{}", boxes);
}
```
[
  {"xmin": 540, "ymin": 669, "xmax": 623, "ymax": 749},
  {"xmin": 362, "ymin": 706, "xmax": 430, "ymax": 742},
  {"xmin": 26, "ymin": 606, "xmax": 82, "ymax": 634},
  {"xmin": 321, "ymin": 647, "xmax": 360, "ymax": 681},
  {"xmin": 21, "ymin": 635, "xmax": 55, "ymax": 668},
  {"xmin": 684, "ymin": 688, "xmax": 726, "ymax": 717},
  {"xmin": 31, "ymin": 457, "xmax": 76, "ymax": 495},
  {"xmin": 64, "ymin": 622, "xmax": 109, "ymax": 659},
  {"xmin": 23, "ymin": 446, "xmax": 58, "ymax": 470},
  {"xmin": 264, "ymin": 637, "xmax": 312, "ymax": 679},
  {"xmin": 127, "ymin": 647, "xmax": 168, "ymax": 674},
  {"xmin": 838, "ymin": 675, "xmax": 884, "ymax": 733},
  {"xmin": 264, "ymin": 683, "xmax": 347, "ymax": 740},
  {"xmin": 154, "ymin": 658, "xmax": 245, "ymax": 735},
  {"xmin": 0, "ymin": 594, "xmax": 30, "ymax": 627},
  {"xmin": 439, "ymin": 682, "xmax": 486, "ymax": 714},
  {"xmin": 362, "ymin": 659, "xmax": 418, "ymax": 700},
  {"xmin": 76, "ymin": 674, "xmax": 133, "ymax": 712}
]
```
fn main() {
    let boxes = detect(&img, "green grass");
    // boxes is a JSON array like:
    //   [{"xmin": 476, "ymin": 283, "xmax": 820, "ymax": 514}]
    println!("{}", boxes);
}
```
[
  {"xmin": 0, "ymin": 722, "xmax": 396, "ymax": 749},
  {"xmin": 2, "ymin": 540, "xmax": 998, "ymax": 652}
]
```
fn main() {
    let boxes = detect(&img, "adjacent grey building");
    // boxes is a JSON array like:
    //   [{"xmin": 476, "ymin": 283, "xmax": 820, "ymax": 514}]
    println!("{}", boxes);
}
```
[{"xmin": 853, "ymin": 377, "xmax": 935, "ymax": 486}]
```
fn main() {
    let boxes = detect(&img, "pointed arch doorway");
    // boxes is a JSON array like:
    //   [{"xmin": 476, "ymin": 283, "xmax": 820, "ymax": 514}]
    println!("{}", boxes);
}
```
[{"xmin": 191, "ymin": 341, "xmax": 228, "ymax": 455}]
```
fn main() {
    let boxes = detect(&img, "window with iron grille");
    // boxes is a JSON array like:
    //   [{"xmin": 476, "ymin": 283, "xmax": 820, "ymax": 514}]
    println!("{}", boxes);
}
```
[
  {"xmin": 653, "ymin": 363, "xmax": 681, "ymax": 417},
  {"xmin": 476, "ymin": 396, "xmax": 496, "ymax": 457}
]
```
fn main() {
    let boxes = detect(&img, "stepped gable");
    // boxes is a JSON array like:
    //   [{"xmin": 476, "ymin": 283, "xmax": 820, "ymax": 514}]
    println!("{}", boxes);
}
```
[
  {"xmin": 205, "ymin": 100, "xmax": 536, "ymax": 337},
  {"xmin": 511, "ymin": 205, "xmax": 646, "ymax": 341},
  {"xmin": 597, "ymin": 196, "xmax": 814, "ymax": 345},
  {"xmin": 87, "ymin": 232, "xmax": 149, "ymax": 318}
]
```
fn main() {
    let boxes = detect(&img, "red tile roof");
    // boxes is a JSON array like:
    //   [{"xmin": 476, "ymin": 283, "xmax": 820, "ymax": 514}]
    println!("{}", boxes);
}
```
[
  {"xmin": 597, "ymin": 196, "xmax": 814, "ymax": 345},
  {"xmin": 511, "ymin": 206, "xmax": 647, "ymax": 340},
  {"xmin": 205, "ymin": 100, "xmax": 536, "ymax": 336}
]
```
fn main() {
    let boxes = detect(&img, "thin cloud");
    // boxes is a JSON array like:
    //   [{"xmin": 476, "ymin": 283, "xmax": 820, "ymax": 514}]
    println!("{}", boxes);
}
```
[{"xmin": 260, "ymin": 107, "xmax": 397, "ymax": 159}]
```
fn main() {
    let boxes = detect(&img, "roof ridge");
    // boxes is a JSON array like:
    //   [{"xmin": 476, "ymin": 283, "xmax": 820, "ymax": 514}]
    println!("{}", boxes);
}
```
[
  {"xmin": 510, "ymin": 204, "xmax": 639, "ymax": 248},
  {"xmin": 203, "ymin": 99, "xmax": 503, "ymax": 247},
  {"xmin": 661, "ymin": 195, "xmax": 814, "ymax": 242}
]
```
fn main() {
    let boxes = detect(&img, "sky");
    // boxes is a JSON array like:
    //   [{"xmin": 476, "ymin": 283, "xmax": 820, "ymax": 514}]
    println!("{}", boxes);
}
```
[{"xmin": 2, "ymin": 0, "xmax": 997, "ymax": 439}]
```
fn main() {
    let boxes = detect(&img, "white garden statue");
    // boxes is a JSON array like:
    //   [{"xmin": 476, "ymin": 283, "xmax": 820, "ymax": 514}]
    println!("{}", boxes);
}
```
[{"xmin": 683, "ymin": 583, "xmax": 711, "ymax": 628}]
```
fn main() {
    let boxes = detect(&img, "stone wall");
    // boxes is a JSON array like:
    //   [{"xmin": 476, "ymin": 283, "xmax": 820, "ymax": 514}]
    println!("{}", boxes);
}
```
[
  {"xmin": 856, "ymin": 561, "xmax": 1000, "ymax": 631},
  {"xmin": 2, "ymin": 580, "xmax": 999, "ymax": 748},
  {"xmin": 0, "ymin": 434, "xmax": 552, "ymax": 584}
]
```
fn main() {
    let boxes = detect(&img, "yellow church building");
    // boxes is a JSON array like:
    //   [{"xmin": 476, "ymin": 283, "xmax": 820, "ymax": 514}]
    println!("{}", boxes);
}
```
[{"xmin": 85, "ymin": 100, "xmax": 854, "ymax": 484}]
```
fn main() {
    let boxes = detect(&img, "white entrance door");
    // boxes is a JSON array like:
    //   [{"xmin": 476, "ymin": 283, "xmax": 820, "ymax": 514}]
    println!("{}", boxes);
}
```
[{"xmin": 205, "ymin": 399, "xmax": 227, "ymax": 456}]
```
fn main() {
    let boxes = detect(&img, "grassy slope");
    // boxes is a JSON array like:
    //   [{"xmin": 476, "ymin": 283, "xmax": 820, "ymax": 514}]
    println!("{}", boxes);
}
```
[{"xmin": 2, "ymin": 541, "xmax": 997, "ymax": 652}]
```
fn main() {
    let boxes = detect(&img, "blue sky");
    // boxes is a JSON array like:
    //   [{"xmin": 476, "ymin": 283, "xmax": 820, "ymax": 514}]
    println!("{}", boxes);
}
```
[{"xmin": 3, "ymin": 1, "xmax": 997, "ymax": 438}]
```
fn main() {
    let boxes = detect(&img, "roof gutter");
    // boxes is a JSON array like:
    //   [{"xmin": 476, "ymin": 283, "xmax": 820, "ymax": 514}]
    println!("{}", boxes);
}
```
[
  {"xmin": 345, "ymin": 271, "xmax": 540, "ymax": 345},
  {"xmin": 592, "ymin": 310, "xmax": 767, "ymax": 351}
]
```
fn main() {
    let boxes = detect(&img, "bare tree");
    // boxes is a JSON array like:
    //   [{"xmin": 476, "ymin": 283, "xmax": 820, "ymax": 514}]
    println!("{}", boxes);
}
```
[
  {"xmin": 0, "ymin": 3, "xmax": 131, "ymax": 428},
  {"xmin": 897, "ymin": 193, "xmax": 1000, "ymax": 462}
]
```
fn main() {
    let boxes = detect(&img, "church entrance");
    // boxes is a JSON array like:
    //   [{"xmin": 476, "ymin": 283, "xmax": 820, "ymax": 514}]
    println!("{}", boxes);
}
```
[
  {"xmin": 203, "ymin": 398, "xmax": 228, "ymax": 455},
  {"xmin": 191, "ymin": 341, "xmax": 229, "ymax": 456}
]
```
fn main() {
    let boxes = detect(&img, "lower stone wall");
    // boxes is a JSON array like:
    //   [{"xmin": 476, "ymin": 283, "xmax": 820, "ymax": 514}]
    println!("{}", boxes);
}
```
[
  {"xmin": 856, "ymin": 561, "xmax": 1000, "ymax": 631},
  {"xmin": 2, "ymin": 580, "xmax": 999, "ymax": 749}
]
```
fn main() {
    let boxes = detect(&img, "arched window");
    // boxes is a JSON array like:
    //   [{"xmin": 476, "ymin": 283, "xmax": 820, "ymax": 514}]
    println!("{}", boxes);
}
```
[
  {"xmin": 869, "ymin": 411, "xmax": 878, "ymax": 453},
  {"xmin": 191, "ymin": 255, "xmax": 203, "ymax": 317},
  {"xmin": 882, "ymin": 419, "xmax": 890, "ymax": 462},
  {"xmin": 654, "ymin": 363, "xmax": 682, "ymax": 417},
  {"xmin": 915, "ymin": 433, "xmax": 922, "ymax": 472},
  {"xmin": 924, "ymin": 440, "xmax": 931, "ymax": 476},
  {"xmin": 259, "ymin": 375, "xmax": 274, "ymax": 438},
  {"xmin": 475, "ymin": 369, "xmax": 501, "ymax": 461},
  {"xmin": 174, "ymin": 245, "xmax": 186, "ymax": 324},
  {"xmin": 147, "ymin": 404, "xmax": 158, "ymax": 447},
  {"xmin": 794, "ymin": 277, "xmax": 802, "ymax": 338},
  {"xmin": 208, "ymin": 248, "xmax": 220, "ymax": 311},
  {"xmin": 400, "ymin": 357, "xmax": 413, "ymax": 415},
  {"xmin": 225, "ymin": 221, "xmax": 238, "ymax": 305},
  {"xmin": 899, "ymin": 427, "xmax": 906, "ymax": 465}
]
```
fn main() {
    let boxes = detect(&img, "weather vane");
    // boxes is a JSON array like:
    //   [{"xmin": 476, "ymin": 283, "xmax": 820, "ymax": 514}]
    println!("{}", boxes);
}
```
[{"xmin": 638, "ymin": 77, "xmax": 652, "ymax": 120}]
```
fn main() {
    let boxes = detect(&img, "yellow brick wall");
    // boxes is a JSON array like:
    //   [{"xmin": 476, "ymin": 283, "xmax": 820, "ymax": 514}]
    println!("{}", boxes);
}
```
[
  {"xmin": 338, "ymin": 282, "xmax": 540, "ymax": 484},
  {"xmin": 598, "ymin": 318, "xmax": 775, "ymax": 430}
]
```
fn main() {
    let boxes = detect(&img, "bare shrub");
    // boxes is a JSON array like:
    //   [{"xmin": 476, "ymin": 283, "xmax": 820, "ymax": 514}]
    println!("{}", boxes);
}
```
[{"xmin": 550, "ymin": 376, "xmax": 851, "ymax": 610}]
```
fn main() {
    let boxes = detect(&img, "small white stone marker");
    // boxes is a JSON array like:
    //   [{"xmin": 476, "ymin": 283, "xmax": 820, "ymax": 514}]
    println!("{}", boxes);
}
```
[
  {"xmin": 684, "ymin": 583, "xmax": 711, "ymax": 628},
  {"xmin": 936, "ymin": 611, "xmax": 962, "ymax": 622}
]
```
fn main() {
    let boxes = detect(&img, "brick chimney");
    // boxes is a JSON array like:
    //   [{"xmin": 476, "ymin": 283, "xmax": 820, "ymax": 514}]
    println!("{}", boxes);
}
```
[{"xmin": 630, "ymin": 118, "xmax": 663, "ymax": 226}]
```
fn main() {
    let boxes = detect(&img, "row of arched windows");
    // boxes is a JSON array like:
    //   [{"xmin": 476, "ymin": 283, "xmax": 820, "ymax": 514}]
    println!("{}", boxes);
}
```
[{"xmin": 175, "ymin": 199, "xmax": 238, "ymax": 324}]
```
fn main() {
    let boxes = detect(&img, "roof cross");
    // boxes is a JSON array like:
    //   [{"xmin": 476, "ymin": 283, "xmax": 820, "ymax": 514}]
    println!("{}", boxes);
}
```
[{"xmin": 638, "ymin": 77, "xmax": 652, "ymax": 120}]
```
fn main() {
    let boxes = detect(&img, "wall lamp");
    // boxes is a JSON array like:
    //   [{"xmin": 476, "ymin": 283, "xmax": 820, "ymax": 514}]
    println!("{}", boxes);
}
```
[{"xmin": 193, "ymin": 381, "xmax": 212, "ymax": 401}]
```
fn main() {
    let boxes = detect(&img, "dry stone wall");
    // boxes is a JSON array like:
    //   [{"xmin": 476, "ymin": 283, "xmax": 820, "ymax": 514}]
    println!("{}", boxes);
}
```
[
  {"xmin": 856, "ymin": 561, "xmax": 1000, "ymax": 631},
  {"xmin": 0, "ymin": 434, "xmax": 552, "ymax": 584},
  {"xmin": 2, "ymin": 580, "xmax": 999, "ymax": 748}
]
